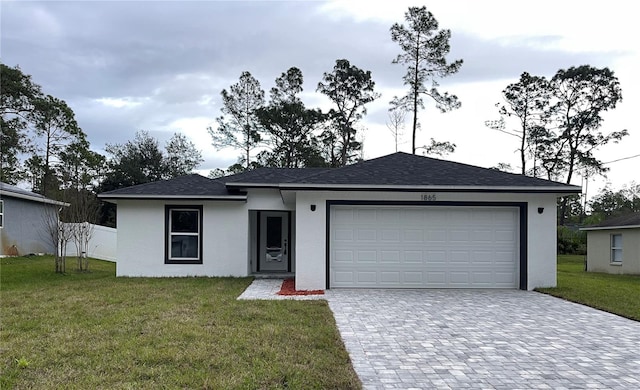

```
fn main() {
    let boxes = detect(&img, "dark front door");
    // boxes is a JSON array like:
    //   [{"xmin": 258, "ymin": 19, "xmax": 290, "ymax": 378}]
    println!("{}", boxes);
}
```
[{"xmin": 258, "ymin": 211, "xmax": 289, "ymax": 272}]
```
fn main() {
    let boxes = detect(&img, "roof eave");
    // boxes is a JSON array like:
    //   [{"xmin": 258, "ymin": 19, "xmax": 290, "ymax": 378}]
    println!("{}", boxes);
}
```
[
  {"xmin": 0, "ymin": 190, "xmax": 70, "ymax": 207},
  {"xmin": 227, "ymin": 182, "xmax": 581, "ymax": 194},
  {"xmin": 581, "ymin": 224, "xmax": 640, "ymax": 231},
  {"xmin": 97, "ymin": 194, "xmax": 247, "ymax": 202}
]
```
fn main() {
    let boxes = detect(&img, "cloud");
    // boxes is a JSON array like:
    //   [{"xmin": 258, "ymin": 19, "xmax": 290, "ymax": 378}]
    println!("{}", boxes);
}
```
[{"xmin": 1, "ymin": 0, "xmax": 636, "ymax": 188}]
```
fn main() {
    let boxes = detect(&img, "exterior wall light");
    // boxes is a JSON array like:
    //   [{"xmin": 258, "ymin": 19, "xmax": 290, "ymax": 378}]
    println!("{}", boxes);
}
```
[
  {"xmin": 538, "ymin": 207, "xmax": 544, "ymax": 214},
  {"xmin": 310, "ymin": 204, "xmax": 316, "ymax": 211}
]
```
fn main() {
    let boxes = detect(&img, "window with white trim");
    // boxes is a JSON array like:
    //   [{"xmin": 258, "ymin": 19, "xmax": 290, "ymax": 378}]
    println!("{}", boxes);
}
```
[
  {"xmin": 165, "ymin": 205, "xmax": 202, "ymax": 264},
  {"xmin": 611, "ymin": 234, "xmax": 622, "ymax": 264},
  {"xmin": 0, "ymin": 200, "xmax": 3, "ymax": 228}
]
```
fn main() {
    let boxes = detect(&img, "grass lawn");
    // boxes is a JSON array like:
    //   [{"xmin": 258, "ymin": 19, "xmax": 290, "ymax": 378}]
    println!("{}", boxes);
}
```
[
  {"xmin": 0, "ymin": 256, "xmax": 361, "ymax": 389},
  {"xmin": 537, "ymin": 255, "xmax": 640, "ymax": 321}
]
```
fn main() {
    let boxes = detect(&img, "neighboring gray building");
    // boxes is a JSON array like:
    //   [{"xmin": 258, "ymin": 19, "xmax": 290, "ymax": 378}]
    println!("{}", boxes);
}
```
[
  {"xmin": 582, "ymin": 212, "xmax": 640, "ymax": 275},
  {"xmin": 0, "ymin": 182, "xmax": 69, "ymax": 256}
]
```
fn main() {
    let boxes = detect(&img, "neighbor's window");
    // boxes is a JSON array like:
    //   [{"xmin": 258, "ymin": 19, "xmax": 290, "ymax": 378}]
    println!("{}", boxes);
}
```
[
  {"xmin": 0, "ymin": 200, "xmax": 3, "ymax": 228},
  {"xmin": 611, "ymin": 234, "xmax": 622, "ymax": 264},
  {"xmin": 165, "ymin": 206, "xmax": 202, "ymax": 264}
]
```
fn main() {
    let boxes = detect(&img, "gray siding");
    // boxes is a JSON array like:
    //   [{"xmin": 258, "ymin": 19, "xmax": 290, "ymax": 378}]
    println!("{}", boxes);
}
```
[{"xmin": 0, "ymin": 197, "xmax": 59, "ymax": 255}]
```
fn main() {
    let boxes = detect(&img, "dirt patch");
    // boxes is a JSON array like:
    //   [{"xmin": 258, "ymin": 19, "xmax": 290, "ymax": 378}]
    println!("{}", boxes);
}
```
[{"xmin": 277, "ymin": 278, "xmax": 324, "ymax": 296}]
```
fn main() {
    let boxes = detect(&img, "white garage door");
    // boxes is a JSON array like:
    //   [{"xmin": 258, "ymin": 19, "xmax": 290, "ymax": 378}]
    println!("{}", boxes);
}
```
[{"xmin": 330, "ymin": 205, "xmax": 519, "ymax": 288}]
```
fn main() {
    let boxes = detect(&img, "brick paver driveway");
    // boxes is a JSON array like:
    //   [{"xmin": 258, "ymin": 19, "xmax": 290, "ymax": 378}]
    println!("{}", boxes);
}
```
[{"xmin": 326, "ymin": 289, "xmax": 640, "ymax": 389}]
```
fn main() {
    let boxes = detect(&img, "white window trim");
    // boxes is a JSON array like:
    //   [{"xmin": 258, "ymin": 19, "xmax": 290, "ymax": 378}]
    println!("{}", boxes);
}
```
[
  {"xmin": 610, "ymin": 233, "xmax": 623, "ymax": 264},
  {"xmin": 166, "ymin": 206, "xmax": 202, "ymax": 263}
]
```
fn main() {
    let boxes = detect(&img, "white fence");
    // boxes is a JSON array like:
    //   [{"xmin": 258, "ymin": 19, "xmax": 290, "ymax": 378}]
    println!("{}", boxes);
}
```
[{"xmin": 63, "ymin": 223, "xmax": 117, "ymax": 262}]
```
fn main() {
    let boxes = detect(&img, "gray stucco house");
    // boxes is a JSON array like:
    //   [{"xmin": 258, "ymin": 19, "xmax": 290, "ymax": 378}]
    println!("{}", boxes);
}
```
[
  {"xmin": 0, "ymin": 182, "xmax": 69, "ymax": 256},
  {"xmin": 582, "ymin": 212, "xmax": 640, "ymax": 275}
]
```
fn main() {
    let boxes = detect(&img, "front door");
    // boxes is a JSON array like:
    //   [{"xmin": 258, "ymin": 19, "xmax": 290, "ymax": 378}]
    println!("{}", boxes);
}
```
[{"xmin": 258, "ymin": 211, "xmax": 289, "ymax": 272}]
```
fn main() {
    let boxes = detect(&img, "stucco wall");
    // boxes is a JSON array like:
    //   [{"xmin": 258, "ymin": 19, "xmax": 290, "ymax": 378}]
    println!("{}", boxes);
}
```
[
  {"xmin": 0, "ymin": 197, "xmax": 58, "ymax": 255},
  {"xmin": 116, "ymin": 199, "xmax": 248, "ymax": 277},
  {"xmin": 587, "ymin": 229, "xmax": 640, "ymax": 274},
  {"xmin": 294, "ymin": 190, "xmax": 560, "ymax": 291}
]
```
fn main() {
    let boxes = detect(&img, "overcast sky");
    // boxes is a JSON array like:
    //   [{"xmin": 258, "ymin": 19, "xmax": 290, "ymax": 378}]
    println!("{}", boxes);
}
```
[{"xmin": 2, "ymin": 0, "xmax": 638, "ymax": 200}]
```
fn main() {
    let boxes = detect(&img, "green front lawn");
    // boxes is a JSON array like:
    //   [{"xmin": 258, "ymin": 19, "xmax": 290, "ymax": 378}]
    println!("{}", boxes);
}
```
[
  {"xmin": 537, "ymin": 255, "xmax": 640, "ymax": 321},
  {"xmin": 0, "ymin": 256, "xmax": 361, "ymax": 389}
]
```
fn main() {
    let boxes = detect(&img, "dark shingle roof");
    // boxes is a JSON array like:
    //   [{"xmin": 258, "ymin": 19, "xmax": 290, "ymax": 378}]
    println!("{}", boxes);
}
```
[
  {"xmin": 99, "ymin": 153, "xmax": 581, "ymax": 199},
  {"xmin": 300, "ymin": 153, "xmax": 573, "ymax": 187},
  {"xmin": 585, "ymin": 212, "xmax": 640, "ymax": 229},
  {"xmin": 223, "ymin": 167, "xmax": 332, "ymax": 184},
  {"xmin": 227, "ymin": 153, "xmax": 579, "ymax": 191},
  {"xmin": 99, "ymin": 174, "xmax": 236, "ymax": 198}
]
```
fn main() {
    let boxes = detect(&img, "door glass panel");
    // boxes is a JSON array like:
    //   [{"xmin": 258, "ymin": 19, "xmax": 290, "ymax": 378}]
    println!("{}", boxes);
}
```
[{"xmin": 266, "ymin": 216, "xmax": 282, "ymax": 248}]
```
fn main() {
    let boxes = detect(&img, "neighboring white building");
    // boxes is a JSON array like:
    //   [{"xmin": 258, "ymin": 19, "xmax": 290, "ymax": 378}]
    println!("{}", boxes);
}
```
[{"xmin": 99, "ymin": 152, "xmax": 581, "ymax": 291}]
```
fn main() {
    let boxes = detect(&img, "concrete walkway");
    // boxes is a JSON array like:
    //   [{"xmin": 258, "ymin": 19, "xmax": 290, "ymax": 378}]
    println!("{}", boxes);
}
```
[
  {"xmin": 237, "ymin": 278, "xmax": 326, "ymax": 300},
  {"xmin": 239, "ymin": 281, "xmax": 640, "ymax": 389}
]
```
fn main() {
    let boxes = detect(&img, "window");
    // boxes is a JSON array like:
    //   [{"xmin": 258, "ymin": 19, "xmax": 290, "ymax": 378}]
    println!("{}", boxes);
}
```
[
  {"xmin": 0, "ymin": 200, "xmax": 3, "ymax": 228},
  {"xmin": 165, "ymin": 206, "xmax": 202, "ymax": 264},
  {"xmin": 611, "ymin": 234, "xmax": 623, "ymax": 264}
]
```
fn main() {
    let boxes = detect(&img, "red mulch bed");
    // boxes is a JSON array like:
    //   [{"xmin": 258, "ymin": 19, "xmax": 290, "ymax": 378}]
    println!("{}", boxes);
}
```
[{"xmin": 277, "ymin": 278, "xmax": 324, "ymax": 296}]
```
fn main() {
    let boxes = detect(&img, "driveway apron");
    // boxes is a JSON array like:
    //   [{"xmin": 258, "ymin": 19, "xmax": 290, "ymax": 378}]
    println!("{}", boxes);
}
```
[{"xmin": 326, "ymin": 289, "xmax": 640, "ymax": 389}]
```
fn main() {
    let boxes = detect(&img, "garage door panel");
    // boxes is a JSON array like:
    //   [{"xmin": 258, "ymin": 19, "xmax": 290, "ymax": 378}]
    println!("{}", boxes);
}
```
[
  {"xmin": 356, "ymin": 250, "xmax": 377, "ymax": 263},
  {"xmin": 380, "ymin": 271, "xmax": 400, "ymax": 283},
  {"xmin": 427, "ymin": 250, "xmax": 447, "ymax": 263},
  {"xmin": 330, "ymin": 205, "xmax": 519, "ymax": 288},
  {"xmin": 450, "ymin": 251, "xmax": 470, "ymax": 263},
  {"xmin": 380, "ymin": 250, "xmax": 400, "ymax": 263},
  {"xmin": 381, "ymin": 229, "xmax": 400, "ymax": 241},
  {"xmin": 333, "ymin": 208, "xmax": 354, "ymax": 223},
  {"xmin": 357, "ymin": 229, "xmax": 377, "ymax": 241},
  {"xmin": 402, "ymin": 209, "xmax": 425, "ymax": 224},
  {"xmin": 404, "ymin": 251, "xmax": 423, "ymax": 263},
  {"xmin": 334, "ymin": 229, "xmax": 354, "ymax": 241},
  {"xmin": 472, "ymin": 251, "xmax": 493, "ymax": 263},
  {"xmin": 334, "ymin": 270, "xmax": 354, "ymax": 283},
  {"xmin": 355, "ymin": 209, "xmax": 376, "ymax": 223},
  {"xmin": 334, "ymin": 250, "xmax": 353, "ymax": 263},
  {"xmin": 495, "ymin": 229, "xmax": 516, "ymax": 241},
  {"xmin": 356, "ymin": 271, "xmax": 377, "ymax": 283},
  {"xmin": 495, "ymin": 251, "xmax": 517, "ymax": 263},
  {"xmin": 403, "ymin": 229, "xmax": 424, "ymax": 241},
  {"xmin": 449, "ymin": 271, "xmax": 470, "ymax": 284},
  {"xmin": 450, "ymin": 230, "xmax": 470, "ymax": 242},
  {"xmin": 378, "ymin": 209, "xmax": 401, "ymax": 223},
  {"xmin": 472, "ymin": 229, "xmax": 493, "ymax": 242},
  {"xmin": 471, "ymin": 271, "xmax": 493, "ymax": 284},
  {"xmin": 428, "ymin": 230, "xmax": 447, "ymax": 242}
]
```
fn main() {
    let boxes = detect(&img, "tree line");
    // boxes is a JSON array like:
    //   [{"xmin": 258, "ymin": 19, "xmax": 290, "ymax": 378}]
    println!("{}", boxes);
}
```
[
  {"xmin": 486, "ymin": 66, "xmax": 628, "ymax": 224},
  {"xmin": 209, "ymin": 6, "xmax": 463, "ymax": 173},
  {"xmin": 0, "ymin": 63, "xmax": 203, "ymax": 226},
  {"xmin": 1, "ymin": 6, "xmax": 632, "ymax": 228}
]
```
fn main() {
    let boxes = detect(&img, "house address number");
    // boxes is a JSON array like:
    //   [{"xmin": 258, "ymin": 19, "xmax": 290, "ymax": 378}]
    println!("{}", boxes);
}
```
[{"xmin": 421, "ymin": 194, "xmax": 437, "ymax": 201}]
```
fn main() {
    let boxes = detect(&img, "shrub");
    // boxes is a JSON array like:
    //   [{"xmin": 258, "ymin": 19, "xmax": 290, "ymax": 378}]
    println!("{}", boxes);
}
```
[{"xmin": 557, "ymin": 225, "xmax": 586, "ymax": 255}]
